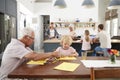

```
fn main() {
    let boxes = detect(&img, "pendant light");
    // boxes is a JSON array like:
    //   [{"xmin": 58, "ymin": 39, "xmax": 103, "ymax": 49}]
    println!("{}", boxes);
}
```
[
  {"xmin": 54, "ymin": 0, "xmax": 66, "ymax": 8},
  {"xmin": 108, "ymin": 0, "xmax": 120, "ymax": 9},
  {"xmin": 82, "ymin": 0, "xmax": 95, "ymax": 8}
]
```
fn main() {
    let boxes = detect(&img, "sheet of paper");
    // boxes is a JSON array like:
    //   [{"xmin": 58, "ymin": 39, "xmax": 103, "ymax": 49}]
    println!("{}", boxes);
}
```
[
  {"xmin": 81, "ymin": 60, "xmax": 120, "ymax": 68},
  {"xmin": 27, "ymin": 60, "xmax": 47, "ymax": 65},
  {"xmin": 58, "ymin": 57, "xmax": 77, "ymax": 60},
  {"xmin": 54, "ymin": 62, "xmax": 80, "ymax": 72}
]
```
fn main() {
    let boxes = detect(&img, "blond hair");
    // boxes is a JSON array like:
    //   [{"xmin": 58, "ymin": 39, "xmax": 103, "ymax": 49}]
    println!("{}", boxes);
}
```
[
  {"xmin": 60, "ymin": 35, "xmax": 73, "ymax": 45},
  {"xmin": 85, "ymin": 30, "xmax": 90, "ymax": 42}
]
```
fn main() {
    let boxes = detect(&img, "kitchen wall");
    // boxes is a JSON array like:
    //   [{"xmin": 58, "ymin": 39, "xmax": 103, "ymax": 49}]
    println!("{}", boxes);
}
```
[
  {"xmin": 17, "ymin": 0, "xmax": 120, "ymax": 51},
  {"xmin": 17, "ymin": 2, "xmax": 34, "ymax": 38},
  {"xmin": 98, "ymin": 0, "xmax": 109, "ymax": 24},
  {"xmin": 17, "ymin": 0, "xmax": 34, "ymax": 13},
  {"xmin": 32, "ymin": 0, "xmax": 99, "ymax": 48},
  {"xmin": 17, "ymin": 2, "xmax": 38, "ymax": 50},
  {"xmin": 56, "ymin": 27, "xmax": 97, "ymax": 36},
  {"xmin": 33, "ymin": 0, "xmax": 98, "ymax": 22},
  {"xmin": 16, "ymin": 0, "xmax": 106, "ymax": 51}
]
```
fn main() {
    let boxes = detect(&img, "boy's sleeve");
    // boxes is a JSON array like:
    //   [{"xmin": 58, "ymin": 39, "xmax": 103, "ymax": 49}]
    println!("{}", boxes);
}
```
[{"xmin": 70, "ymin": 47, "xmax": 76, "ymax": 53}]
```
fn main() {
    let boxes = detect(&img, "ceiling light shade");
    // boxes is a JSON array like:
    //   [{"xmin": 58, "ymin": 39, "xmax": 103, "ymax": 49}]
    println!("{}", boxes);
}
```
[
  {"xmin": 82, "ymin": 0, "xmax": 95, "ymax": 8},
  {"xmin": 54, "ymin": 0, "xmax": 66, "ymax": 8},
  {"xmin": 108, "ymin": 0, "xmax": 120, "ymax": 9}
]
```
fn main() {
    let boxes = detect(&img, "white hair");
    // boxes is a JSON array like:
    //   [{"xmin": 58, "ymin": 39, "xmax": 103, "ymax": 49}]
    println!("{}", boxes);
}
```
[{"xmin": 21, "ymin": 27, "xmax": 34, "ymax": 37}]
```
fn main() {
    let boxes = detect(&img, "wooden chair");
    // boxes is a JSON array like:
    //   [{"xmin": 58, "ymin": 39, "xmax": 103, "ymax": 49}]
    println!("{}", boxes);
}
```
[{"xmin": 91, "ymin": 67, "xmax": 120, "ymax": 80}]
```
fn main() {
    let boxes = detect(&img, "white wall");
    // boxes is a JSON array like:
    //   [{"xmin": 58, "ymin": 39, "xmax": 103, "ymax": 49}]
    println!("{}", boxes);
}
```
[
  {"xmin": 32, "ymin": 16, "xmax": 43, "ymax": 51},
  {"xmin": 32, "ymin": 0, "xmax": 100, "ymax": 49},
  {"xmin": 17, "ymin": 1, "xmax": 42, "ymax": 51},
  {"xmin": 18, "ymin": 0, "xmax": 120, "ymax": 51},
  {"xmin": 98, "ymin": 0, "xmax": 109, "ymax": 24},
  {"xmin": 17, "ymin": 0, "xmax": 34, "ymax": 13},
  {"xmin": 17, "ymin": 0, "xmax": 46, "ymax": 51},
  {"xmin": 17, "ymin": 2, "xmax": 34, "ymax": 38},
  {"xmin": 33, "ymin": 0, "xmax": 98, "ymax": 22},
  {"xmin": 56, "ymin": 27, "xmax": 97, "ymax": 36}
]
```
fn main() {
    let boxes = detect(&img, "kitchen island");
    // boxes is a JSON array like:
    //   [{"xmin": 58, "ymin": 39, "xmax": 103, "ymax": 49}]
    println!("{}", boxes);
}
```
[{"xmin": 44, "ymin": 38, "xmax": 120, "ymax": 54}]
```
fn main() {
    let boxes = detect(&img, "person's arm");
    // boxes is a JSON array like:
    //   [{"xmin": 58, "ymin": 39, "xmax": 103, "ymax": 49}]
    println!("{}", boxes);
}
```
[
  {"xmin": 69, "ymin": 52, "xmax": 79, "ymax": 57},
  {"xmin": 93, "ymin": 37, "xmax": 99, "ymax": 43},
  {"xmin": 90, "ymin": 40, "xmax": 93, "ymax": 44},
  {"xmin": 24, "ymin": 51, "xmax": 59, "ymax": 61},
  {"xmin": 73, "ymin": 31, "xmax": 76, "ymax": 36},
  {"xmin": 90, "ymin": 37, "xmax": 93, "ymax": 44},
  {"xmin": 80, "ymin": 35, "xmax": 84, "ymax": 43},
  {"xmin": 54, "ymin": 28, "xmax": 59, "ymax": 37},
  {"xmin": 80, "ymin": 39, "xmax": 83, "ymax": 43},
  {"xmin": 93, "ymin": 34, "xmax": 99, "ymax": 43},
  {"xmin": 69, "ymin": 47, "xmax": 79, "ymax": 57},
  {"xmin": 46, "ymin": 29, "xmax": 50, "ymax": 38}
]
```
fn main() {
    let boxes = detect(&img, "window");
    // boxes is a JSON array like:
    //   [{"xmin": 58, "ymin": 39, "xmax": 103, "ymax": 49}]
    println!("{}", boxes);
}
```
[
  {"xmin": 105, "ymin": 20, "xmax": 110, "ymax": 34},
  {"xmin": 112, "ymin": 18, "xmax": 118, "ymax": 36}
]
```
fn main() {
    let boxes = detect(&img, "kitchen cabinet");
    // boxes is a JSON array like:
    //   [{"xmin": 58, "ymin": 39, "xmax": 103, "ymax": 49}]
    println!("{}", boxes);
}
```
[
  {"xmin": 0, "ymin": 0, "xmax": 17, "ymax": 17},
  {"xmin": 5, "ymin": 0, "xmax": 17, "ymax": 17},
  {"xmin": 0, "ymin": 14, "xmax": 17, "ymax": 54},
  {"xmin": 0, "ymin": 0, "xmax": 5, "ymax": 13},
  {"xmin": 0, "ymin": 0, "xmax": 17, "ymax": 54}
]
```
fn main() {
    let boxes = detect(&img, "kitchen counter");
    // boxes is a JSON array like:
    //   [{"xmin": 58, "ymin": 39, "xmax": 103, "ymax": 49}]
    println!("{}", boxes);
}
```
[
  {"xmin": 44, "ymin": 38, "xmax": 120, "ymax": 53},
  {"xmin": 44, "ymin": 38, "xmax": 82, "ymax": 43},
  {"xmin": 44, "ymin": 38, "xmax": 120, "ymax": 43}
]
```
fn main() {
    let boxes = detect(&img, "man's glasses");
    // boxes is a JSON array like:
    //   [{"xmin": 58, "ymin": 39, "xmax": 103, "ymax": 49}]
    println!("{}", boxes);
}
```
[{"xmin": 27, "ymin": 36, "xmax": 34, "ymax": 40}]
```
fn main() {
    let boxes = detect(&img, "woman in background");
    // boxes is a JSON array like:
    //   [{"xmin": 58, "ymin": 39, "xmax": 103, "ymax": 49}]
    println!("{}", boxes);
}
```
[
  {"xmin": 69, "ymin": 24, "xmax": 76, "ymax": 39},
  {"xmin": 55, "ymin": 35, "xmax": 78, "ymax": 57},
  {"xmin": 47, "ymin": 22, "xmax": 59, "ymax": 39}
]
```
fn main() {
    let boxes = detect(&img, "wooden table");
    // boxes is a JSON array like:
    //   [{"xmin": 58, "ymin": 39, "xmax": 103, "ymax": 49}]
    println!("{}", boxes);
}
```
[{"xmin": 8, "ymin": 57, "xmax": 109, "ymax": 79}]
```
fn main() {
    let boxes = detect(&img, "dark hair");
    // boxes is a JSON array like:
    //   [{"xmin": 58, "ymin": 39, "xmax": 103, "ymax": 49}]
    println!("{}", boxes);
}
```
[{"xmin": 98, "ymin": 24, "xmax": 104, "ymax": 30}]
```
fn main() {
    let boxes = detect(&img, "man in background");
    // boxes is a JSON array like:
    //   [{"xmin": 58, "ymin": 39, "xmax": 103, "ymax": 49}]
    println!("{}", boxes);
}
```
[{"xmin": 94, "ymin": 24, "xmax": 111, "ymax": 57}]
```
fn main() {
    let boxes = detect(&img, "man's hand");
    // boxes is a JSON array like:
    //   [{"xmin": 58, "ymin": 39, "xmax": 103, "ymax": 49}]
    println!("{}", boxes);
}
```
[{"xmin": 51, "ymin": 51, "xmax": 60, "ymax": 57}]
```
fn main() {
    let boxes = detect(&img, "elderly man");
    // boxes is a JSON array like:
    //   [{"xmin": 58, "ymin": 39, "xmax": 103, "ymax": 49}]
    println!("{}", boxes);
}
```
[{"xmin": 0, "ymin": 27, "xmax": 59, "ymax": 80}]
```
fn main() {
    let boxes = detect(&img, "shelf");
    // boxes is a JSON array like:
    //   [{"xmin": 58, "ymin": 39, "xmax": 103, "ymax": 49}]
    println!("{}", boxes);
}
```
[{"xmin": 53, "ymin": 22, "xmax": 96, "ymax": 28}]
